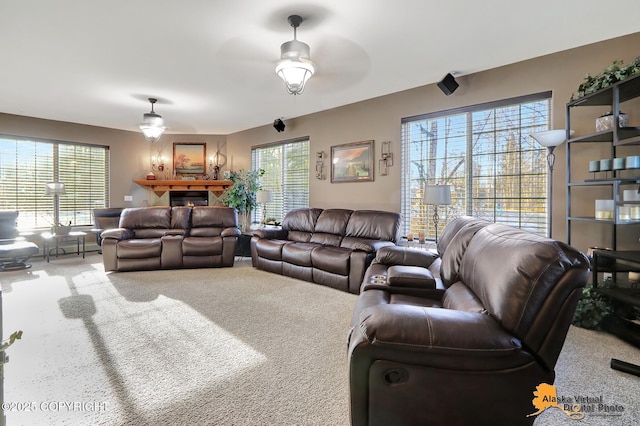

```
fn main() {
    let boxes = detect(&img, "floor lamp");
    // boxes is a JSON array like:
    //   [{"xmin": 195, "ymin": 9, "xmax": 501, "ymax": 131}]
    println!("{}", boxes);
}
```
[
  {"xmin": 530, "ymin": 130, "xmax": 572, "ymax": 238},
  {"xmin": 45, "ymin": 182, "xmax": 67, "ymax": 227},
  {"xmin": 256, "ymin": 190, "xmax": 273, "ymax": 226},
  {"xmin": 424, "ymin": 185, "xmax": 451, "ymax": 243}
]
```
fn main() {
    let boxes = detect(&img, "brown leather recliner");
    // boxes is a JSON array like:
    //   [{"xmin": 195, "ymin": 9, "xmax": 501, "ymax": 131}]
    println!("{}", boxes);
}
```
[{"xmin": 348, "ymin": 217, "xmax": 590, "ymax": 425}]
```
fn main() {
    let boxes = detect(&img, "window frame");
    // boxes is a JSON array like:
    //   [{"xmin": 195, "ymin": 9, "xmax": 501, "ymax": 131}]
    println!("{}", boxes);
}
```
[
  {"xmin": 401, "ymin": 91, "xmax": 552, "ymax": 238},
  {"xmin": 251, "ymin": 136, "xmax": 310, "ymax": 224}
]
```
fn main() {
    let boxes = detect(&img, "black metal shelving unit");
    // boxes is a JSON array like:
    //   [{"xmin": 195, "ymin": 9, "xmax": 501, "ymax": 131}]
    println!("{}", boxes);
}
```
[{"xmin": 567, "ymin": 74, "xmax": 640, "ymax": 356}]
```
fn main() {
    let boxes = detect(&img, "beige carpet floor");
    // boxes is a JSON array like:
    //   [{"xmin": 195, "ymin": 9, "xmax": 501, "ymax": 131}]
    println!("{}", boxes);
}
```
[{"xmin": 1, "ymin": 253, "xmax": 639, "ymax": 425}]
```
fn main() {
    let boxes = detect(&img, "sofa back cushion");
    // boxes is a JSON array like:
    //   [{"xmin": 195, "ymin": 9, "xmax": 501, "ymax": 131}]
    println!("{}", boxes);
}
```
[
  {"xmin": 119, "ymin": 207, "xmax": 172, "ymax": 238},
  {"xmin": 340, "ymin": 210, "xmax": 401, "ymax": 252},
  {"xmin": 344, "ymin": 210, "xmax": 401, "ymax": 242},
  {"xmin": 310, "ymin": 209, "xmax": 352, "ymax": 246},
  {"xmin": 171, "ymin": 206, "xmax": 192, "ymax": 231},
  {"xmin": 189, "ymin": 206, "xmax": 237, "ymax": 237},
  {"xmin": 93, "ymin": 208, "xmax": 124, "ymax": 232},
  {"xmin": 282, "ymin": 208, "xmax": 323, "ymax": 242},
  {"xmin": 439, "ymin": 218, "xmax": 490, "ymax": 287},
  {"xmin": 458, "ymin": 223, "xmax": 589, "ymax": 340}
]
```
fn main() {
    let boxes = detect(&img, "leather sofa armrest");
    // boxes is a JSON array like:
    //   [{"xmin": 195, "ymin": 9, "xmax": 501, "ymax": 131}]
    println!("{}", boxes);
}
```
[
  {"xmin": 100, "ymin": 228, "xmax": 134, "ymax": 241},
  {"xmin": 386, "ymin": 265, "xmax": 435, "ymax": 288},
  {"xmin": 252, "ymin": 228, "xmax": 287, "ymax": 239},
  {"xmin": 373, "ymin": 246, "xmax": 438, "ymax": 268},
  {"xmin": 354, "ymin": 304, "xmax": 519, "ymax": 355},
  {"xmin": 222, "ymin": 227, "xmax": 241, "ymax": 238}
]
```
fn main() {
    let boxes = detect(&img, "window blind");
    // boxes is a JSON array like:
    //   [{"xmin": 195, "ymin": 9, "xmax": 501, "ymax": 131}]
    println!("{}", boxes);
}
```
[
  {"xmin": 401, "ymin": 92, "xmax": 552, "ymax": 238},
  {"xmin": 0, "ymin": 136, "xmax": 109, "ymax": 230},
  {"xmin": 251, "ymin": 138, "xmax": 309, "ymax": 223}
]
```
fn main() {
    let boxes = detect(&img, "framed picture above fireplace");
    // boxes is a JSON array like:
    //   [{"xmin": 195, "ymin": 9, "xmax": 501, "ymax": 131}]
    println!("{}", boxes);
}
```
[{"xmin": 173, "ymin": 142, "xmax": 206, "ymax": 175}]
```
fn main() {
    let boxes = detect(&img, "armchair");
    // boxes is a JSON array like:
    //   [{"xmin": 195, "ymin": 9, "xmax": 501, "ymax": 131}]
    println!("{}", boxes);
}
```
[
  {"xmin": 348, "ymin": 219, "xmax": 590, "ymax": 425},
  {"xmin": 0, "ymin": 211, "xmax": 40, "ymax": 271}
]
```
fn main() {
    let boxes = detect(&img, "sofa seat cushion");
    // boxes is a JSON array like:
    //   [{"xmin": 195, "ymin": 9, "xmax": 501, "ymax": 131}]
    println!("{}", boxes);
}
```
[
  {"xmin": 312, "ymin": 246, "xmax": 351, "ymax": 275},
  {"xmin": 282, "ymin": 242, "xmax": 321, "ymax": 267},
  {"xmin": 182, "ymin": 236, "xmax": 222, "ymax": 256},
  {"xmin": 255, "ymin": 239, "xmax": 289, "ymax": 261},
  {"xmin": 442, "ymin": 282, "xmax": 487, "ymax": 314},
  {"xmin": 387, "ymin": 265, "xmax": 435, "ymax": 288},
  {"xmin": 116, "ymin": 238, "xmax": 162, "ymax": 258}
]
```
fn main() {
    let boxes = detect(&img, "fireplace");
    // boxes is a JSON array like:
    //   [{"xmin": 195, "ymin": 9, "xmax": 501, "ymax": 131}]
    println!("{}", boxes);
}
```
[{"xmin": 169, "ymin": 191, "xmax": 208, "ymax": 207}]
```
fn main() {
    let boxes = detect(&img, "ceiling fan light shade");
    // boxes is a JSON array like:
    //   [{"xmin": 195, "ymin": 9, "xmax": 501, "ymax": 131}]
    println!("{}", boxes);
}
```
[
  {"xmin": 276, "ymin": 59, "xmax": 315, "ymax": 95},
  {"xmin": 138, "ymin": 123, "xmax": 165, "ymax": 143}
]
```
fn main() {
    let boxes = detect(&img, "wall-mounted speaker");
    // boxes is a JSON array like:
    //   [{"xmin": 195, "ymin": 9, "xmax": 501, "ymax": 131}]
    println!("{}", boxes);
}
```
[
  {"xmin": 273, "ymin": 118, "xmax": 285, "ymax": 132},
  {"xmin": 437, "ymin": 73, "xmax": 459, "ymax": 96}
]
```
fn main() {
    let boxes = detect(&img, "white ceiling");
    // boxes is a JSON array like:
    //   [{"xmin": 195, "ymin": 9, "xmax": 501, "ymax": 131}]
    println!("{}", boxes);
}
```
[{"xmin": 1, "ymin": 1, "xmax": 639, "ymax": 135}]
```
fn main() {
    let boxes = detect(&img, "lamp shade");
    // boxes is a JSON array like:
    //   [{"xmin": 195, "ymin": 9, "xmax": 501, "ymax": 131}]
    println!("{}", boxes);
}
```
[
  {"xmin": 256, "ymin": 190, "xmax": 273, "ymax": 204},
  {"xmin": 424, "ymin": 185, "xmax": 451, "ymax": 205},
  {"xmin": 45, "ymin": 182, "xmax": 66, "ymax": 196},
  {"xmin": 530, "ymin": 129, "xmax": 574, "ymax": 147}
]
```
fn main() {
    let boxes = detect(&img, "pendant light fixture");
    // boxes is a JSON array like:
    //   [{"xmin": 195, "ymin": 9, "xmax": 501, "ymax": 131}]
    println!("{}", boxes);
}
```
[
  {"xmin": 138, "ymin": 98, "xmax": 165, "ymax": 143},
  {"xmin": 275, "ymin": 15, "xmax": 315, "ymax": 95}
]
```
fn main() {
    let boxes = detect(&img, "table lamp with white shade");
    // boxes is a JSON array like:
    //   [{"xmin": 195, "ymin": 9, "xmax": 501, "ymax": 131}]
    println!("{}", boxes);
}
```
[
  {"xmin": 423, "ymin": 184, "xmax": 452, "ymax": 243},
  {"xmin": 256, "ymin": 190, "xmax": 273, "ymax": 226}
]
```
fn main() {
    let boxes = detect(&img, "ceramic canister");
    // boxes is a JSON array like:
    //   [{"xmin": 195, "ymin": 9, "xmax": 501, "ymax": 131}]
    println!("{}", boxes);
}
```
[
  {"xmin": 588, "ymin": 160, "xmax": 600, "ymax": 172},
  {"xmin": 613, "ymin": 158, "xmax": 626, "ymax": 170},
  {"xmin": 626, "ymin": 156, "xmax": 640, "ymax": 169},
  {"xmin": 600, "ymin": 159, "xmax": 612, "ymax": 171}
]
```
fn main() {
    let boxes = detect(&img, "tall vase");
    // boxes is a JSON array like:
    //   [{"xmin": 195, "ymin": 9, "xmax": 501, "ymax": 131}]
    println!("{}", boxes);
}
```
[{"xmin": 239, "ymin": 212, "xmax": 251, "ymax": 232}]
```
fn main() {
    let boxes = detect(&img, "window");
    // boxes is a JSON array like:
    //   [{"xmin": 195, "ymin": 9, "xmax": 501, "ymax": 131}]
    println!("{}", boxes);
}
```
[
  {"xmin": 251, "ymin": 137, "xmax": 309, "ymax": 223},
  {"xmin": 0, "ymin": 135, "xmax": 109, "ymax": 230},
  {"xmin": 401, "ymin": 92, "xmax": 552, "ymax": 238}
]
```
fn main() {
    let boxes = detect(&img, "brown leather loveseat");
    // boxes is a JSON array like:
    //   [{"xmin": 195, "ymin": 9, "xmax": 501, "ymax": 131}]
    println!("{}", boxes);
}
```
[
  {"xmin": 348, "ymin": 216, "xmax": 590, "ymax": 425},
  {"xmin": 101, "ymin": 206, "xmax": 240, "ymax": 272},
  {"xmin": 251, "ymin": 208, "xmax": 402, "ymax": 294}
]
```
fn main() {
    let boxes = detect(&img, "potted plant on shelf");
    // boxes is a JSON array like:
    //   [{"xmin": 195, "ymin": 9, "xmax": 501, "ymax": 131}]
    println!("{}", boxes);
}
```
[{"xmin": 220, "ymin": 169, "xmax": 265, "ymax": 231}]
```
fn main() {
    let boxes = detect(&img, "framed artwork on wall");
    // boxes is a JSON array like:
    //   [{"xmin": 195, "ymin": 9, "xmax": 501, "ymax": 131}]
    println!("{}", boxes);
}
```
[
  {"xmin": 331, "ymin": 140, "xmax": 374, "ymax": 183},
  {"xmin": 173, "ymin": 142, "xmax": 206, "ymax": 175}
]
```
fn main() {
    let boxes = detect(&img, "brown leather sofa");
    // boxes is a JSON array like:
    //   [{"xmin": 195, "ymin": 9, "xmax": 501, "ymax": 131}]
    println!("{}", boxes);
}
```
[
  {"xmin": 251, "ymin": 208, "xmax": 402, "ymax": 294},
  {"xmin": 101, "ymin": 206, "xmax": 240, "ymax": 272},
  {"xmin": 348, "ymin": 216, "xmax": 590, "ymax": 425}
]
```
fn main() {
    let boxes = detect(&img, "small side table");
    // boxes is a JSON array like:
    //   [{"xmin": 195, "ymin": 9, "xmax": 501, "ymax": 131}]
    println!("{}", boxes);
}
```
[
  {"xmin": 41, "ymin": 231, "xmax": 87, "ymax": 262},
  {"xmin": 235, "ymin": 233, "xmax": 253, "ymax": 258}
]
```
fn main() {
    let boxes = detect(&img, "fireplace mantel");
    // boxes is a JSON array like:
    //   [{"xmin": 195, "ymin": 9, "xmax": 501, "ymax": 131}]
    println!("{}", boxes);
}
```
[{"xmin": 134, "ymin": 179, "xmax": 232, "ymax": 197}]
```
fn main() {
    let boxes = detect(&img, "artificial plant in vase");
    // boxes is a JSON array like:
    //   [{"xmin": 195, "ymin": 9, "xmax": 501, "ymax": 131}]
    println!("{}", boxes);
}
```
[{"xmin": 220, "ymin": 169, "xmax": 265, "ymax": 231}]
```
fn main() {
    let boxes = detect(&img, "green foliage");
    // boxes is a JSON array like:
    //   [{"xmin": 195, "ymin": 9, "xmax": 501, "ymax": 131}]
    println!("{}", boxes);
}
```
[
  {"xmin": 572, "ymin": 56, "xmax": 640, "ymax": 100},
  {"xmin": 572, "ymin": 279, "xmax": 614, "ymax": 330},
  {"xmin": 220, "ymin": 169, "xmax": 265, "ymax": 214},
  {"xmin": 0, "ymin": 330, "xmax": 23, "ymax": 353}
]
